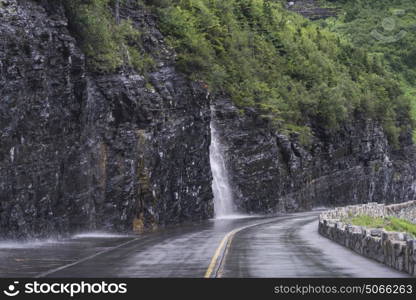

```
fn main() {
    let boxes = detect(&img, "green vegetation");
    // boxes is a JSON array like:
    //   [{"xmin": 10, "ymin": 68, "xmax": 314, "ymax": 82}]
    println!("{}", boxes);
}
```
[
  {"xmin": 348, "ymin": 215, "xmax": 416, "ymax": 237},
  {"xmin": 317, "ymin": 0, "xmax": 416, "ymax": 140},
  {"xmin": 63, "ymin": 0, "xmax": 154, "ymax": 73},
  {"xmin": 58, "ymin": 0, "xmax": 414, "ymax": 146},
  {"xmin": 149, "ymin": 0, "xmax": 412, "ymax": 145}
]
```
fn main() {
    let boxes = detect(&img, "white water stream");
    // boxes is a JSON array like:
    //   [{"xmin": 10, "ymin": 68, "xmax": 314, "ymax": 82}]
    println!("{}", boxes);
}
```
[{"xmin": 209, "ymin": 117, "xmax": 238, "ymax": 219}]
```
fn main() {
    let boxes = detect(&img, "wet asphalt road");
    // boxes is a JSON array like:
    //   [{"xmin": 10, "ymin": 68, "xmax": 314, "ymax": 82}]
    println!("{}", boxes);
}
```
[{"xmin": 0, "ymin": 211, "xmax": 408, "ymax": 278}]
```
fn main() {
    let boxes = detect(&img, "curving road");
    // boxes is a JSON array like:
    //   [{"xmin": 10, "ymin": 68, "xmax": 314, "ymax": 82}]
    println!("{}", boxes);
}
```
[{"xmin": 0, "ymin": 211, "xmax": 408, "ymax": 278}]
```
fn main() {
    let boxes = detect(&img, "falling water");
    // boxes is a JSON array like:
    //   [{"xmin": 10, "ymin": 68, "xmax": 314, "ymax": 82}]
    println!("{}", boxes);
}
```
[{"xmin": 209, "ymin": 115, "xmax": 237, "ymax": 219}]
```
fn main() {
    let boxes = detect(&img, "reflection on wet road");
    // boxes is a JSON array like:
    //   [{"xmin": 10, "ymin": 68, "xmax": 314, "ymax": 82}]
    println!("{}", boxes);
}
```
[{"xmin": 0, "ymin": 212, "xmax": 408, "ymax": 278}]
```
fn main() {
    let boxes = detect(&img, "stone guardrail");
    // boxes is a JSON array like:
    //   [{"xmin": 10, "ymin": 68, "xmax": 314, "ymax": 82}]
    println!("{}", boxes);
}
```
[{"xmin": 319, "ymin": 201, "xmax": 416, "ymax": 276}]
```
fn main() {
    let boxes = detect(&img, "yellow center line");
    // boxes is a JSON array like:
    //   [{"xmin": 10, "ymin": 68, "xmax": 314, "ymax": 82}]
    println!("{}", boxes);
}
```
[
  {"xmin": 204, "ymin": 227, "xmax": 240, "ymax": 278},
  {"xmin": 204, "ymin": 218, "xmax": 282, "ymax": 278}
]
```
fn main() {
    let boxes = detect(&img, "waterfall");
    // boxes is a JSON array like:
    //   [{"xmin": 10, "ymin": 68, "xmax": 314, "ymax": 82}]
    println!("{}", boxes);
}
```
[{"xmin": 209, "ymin": 114, "xmax": 236, "ymax": 219}]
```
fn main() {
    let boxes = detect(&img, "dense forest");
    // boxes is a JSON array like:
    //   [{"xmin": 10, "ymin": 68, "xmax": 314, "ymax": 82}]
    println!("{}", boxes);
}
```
[
  {"xmin": 59, "ymin": 0, "xmax": 414, "ymax": 147},
  {"xmin": 317, "ymin": 0, "xmax": 416, "ymax": 137}
]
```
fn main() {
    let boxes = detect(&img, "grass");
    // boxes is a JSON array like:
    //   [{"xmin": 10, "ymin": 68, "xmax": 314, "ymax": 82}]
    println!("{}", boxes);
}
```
[{"xmin": 347, "ymin": 215, "xmax": 416, "ymax": 237}]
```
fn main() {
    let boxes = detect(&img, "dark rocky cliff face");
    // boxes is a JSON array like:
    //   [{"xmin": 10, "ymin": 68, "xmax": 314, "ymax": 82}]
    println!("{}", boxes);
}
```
[
  {"xmin": 213, "ymin": 98, "xmax": 416, "ymax": 214},
  {"xmin": 0, "ymin": 0, "xmax": 213, "ymax": 239}
]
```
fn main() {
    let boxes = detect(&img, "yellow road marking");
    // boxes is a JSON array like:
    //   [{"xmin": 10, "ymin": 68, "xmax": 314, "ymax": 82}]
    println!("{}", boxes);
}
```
[{"xmin": 204, "ymin": 219, "xmax": 279, "ymax": 278}]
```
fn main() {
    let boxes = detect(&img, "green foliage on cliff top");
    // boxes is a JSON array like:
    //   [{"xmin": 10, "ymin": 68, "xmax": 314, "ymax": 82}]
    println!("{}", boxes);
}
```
[
  {"xmin": 348, "ymin": 215, "xmax": 416, "ymax": 237},
  {"xmin": 319, "ymin": 0, "xmax": 416, "ymax": 85},
  {"xmin": 150, "ymin": 0, "xmax": 412, "ymax": 145},
  {"xmin": 63, "ymin": 0, "xmax": 154, "ymax": 73},
  {"xmin": 63, "ymin": 0, "xmax": 413, "ymax": 146},
  {"xmin": 317, "ymin": 0, "xmax": 416, "ymax": 140}
]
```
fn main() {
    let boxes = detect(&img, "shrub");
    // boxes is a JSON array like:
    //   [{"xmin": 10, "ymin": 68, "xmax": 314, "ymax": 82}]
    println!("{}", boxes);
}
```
[{"xmin": 64, "ymin": 0, "xmax": 153, "ymax": 73}]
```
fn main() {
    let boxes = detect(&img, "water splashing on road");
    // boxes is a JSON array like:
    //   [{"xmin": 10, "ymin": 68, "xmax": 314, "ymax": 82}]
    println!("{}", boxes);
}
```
[
  {"xmin": 0, "ymin": 239, "xmax": 64, "ymax": 249},
  {"xmin": 72, "ymin": 232, "xmax": 131, "ymax": 239},
  {"xmin": 209, "ymin": 112, "xmax": 237, "ymax": 219}
]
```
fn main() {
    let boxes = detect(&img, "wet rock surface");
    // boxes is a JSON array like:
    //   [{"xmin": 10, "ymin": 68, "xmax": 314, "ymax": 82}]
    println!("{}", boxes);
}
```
[
  {"xmin": 0, "ymin": 0, "xmax": 213, "ymax": 239},
  {"xmin": 212, "ymin": 98, "xmax": 416, "ymax": 214}
]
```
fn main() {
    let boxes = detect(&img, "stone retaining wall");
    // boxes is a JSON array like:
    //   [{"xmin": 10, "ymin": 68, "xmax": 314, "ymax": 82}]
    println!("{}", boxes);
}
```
[{"xmin": 319, "ymin": 201, "xmax": 416, "ymax": 276}]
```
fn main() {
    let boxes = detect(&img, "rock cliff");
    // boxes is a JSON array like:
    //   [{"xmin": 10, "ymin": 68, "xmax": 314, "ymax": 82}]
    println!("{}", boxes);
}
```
[
  {"xmin": 213, "ymin": 98, "xmax": 416, "ymax": 214},
  {"xmin": 0, "ymin": 0, "xmax": 213, "ymax": 239}
]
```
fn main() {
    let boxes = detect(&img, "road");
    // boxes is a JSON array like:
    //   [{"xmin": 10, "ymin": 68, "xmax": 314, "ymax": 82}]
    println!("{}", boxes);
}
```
[{"xmin": 0, "ymin": 211, "xmax": 408, "ymax": 278}]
